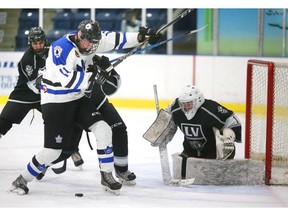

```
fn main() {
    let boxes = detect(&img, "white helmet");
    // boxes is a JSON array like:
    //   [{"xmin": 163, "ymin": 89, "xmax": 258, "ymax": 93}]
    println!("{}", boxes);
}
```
[{"xmin": 178, "ymin": 85, "xmax": 205, "ymax": 120}]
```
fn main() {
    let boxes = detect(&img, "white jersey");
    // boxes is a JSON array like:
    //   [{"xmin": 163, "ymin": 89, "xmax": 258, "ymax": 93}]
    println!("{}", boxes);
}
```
[{"xmin": 41, "ymin": 30, "xmax": 140, "ymax": 104}]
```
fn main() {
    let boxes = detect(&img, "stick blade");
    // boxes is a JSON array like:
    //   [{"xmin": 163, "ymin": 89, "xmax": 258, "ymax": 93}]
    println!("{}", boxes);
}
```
[
  {"xmin": 169, "ymin": 178, "xmax": 195, "ymax": 186},
  {"xmin": 51, "ymin": 160, "xmax": 67, "ymax": 174}
]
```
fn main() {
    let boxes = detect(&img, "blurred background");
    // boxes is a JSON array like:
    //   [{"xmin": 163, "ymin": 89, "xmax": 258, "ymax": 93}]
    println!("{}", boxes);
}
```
[{"xmin": 0, "ymin": 8, "xmax": 288, "ymax": 57}]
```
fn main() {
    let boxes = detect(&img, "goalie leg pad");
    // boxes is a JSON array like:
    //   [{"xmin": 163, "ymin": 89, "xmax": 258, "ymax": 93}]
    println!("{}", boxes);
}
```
[
  {"xmin": 185, "ymin": 157, "xmax": 265, "ymax": 185},
  {"xmin": 143, "ymin": 109, "xmax": 177, "ymax": 146}
]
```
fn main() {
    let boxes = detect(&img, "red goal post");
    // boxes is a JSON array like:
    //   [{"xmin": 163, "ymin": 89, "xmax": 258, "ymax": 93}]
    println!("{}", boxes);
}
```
[{"xmin": 245, "ymin": 59, "xmax": 288, "ymax": 185}]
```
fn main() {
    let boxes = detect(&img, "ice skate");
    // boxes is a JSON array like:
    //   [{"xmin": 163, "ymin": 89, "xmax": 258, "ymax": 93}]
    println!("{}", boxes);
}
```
[
  {"xmin": 71, "ymin": 151, "xmax": 84, "ymax": 170},
  {"xmin": 10, "ymin": 175, "xmax": 29, "ymax": 195},
  {"xmin": 115, "ymin": 169, "xmax": 136, "ymax": 186},
  {"xmin": 100, "ymin": 171, "xmax": 122, "ymax": 195}
]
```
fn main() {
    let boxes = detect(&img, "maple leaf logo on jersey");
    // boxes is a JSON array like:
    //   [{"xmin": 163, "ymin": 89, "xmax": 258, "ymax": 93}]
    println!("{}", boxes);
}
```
[{"xmin": 54, "ymin": 46, "xmax": 63, "ymax": 58}]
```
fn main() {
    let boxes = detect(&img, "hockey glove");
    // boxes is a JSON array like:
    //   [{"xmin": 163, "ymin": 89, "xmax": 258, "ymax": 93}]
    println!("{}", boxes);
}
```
[
  {"xmin": 138, "ymin": 26, "xmax": 163, "ymax": 45},
  {"xmin": 87, "ymin": 64, "xmax": 109, "ymax": 85},
  {"xmin": 214, "ymin": 127, "xmax": 236, "ymax": 160},
  {"xmin": 92, "ymin": 55, "xmax": 112, "ymax": 70},
  {"xmin": 35, "ymin": 74, "xmax": 43, "ymax": 91}
]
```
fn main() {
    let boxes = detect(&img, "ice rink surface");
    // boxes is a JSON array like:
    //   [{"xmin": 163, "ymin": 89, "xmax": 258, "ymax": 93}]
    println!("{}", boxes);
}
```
[{"xmin": 0, "ymin": 107, "xmax": 287, "ymax": 214}]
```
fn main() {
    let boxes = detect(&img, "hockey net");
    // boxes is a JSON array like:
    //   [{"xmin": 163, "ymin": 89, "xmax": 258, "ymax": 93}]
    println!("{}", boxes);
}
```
[{"xmin": 245, "ymin": 59, "xmax": 288, "ymax": 185}]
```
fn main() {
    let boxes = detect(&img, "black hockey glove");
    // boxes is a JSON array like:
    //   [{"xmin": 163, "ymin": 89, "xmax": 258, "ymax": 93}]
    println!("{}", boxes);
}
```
[
  {"xmin": 92, "ymin": 55, "xmax": 111, "ymax": 70},
  {"xmin": 138, "ymin": 26, "xmax": 163, "ymax": 45},
  {"xmin": 86, "ymin": 64, "xmax": 109, "ymax": 85}
]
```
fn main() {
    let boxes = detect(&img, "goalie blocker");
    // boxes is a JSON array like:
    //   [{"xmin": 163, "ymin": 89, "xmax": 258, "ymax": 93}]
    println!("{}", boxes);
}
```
[{"xmin": 143, "ymin": 109, "xmax": 177, "ymax": 147}]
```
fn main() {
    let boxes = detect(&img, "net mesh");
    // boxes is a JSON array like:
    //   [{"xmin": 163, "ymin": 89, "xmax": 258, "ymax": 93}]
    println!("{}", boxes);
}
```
[{"xmin": 248, "ymin": 61, "xmax": 288, "ymax": 185}]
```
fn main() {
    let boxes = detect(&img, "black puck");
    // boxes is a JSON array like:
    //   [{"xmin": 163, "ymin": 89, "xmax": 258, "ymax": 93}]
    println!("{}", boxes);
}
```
[{"xmin": 75, "ymin": 193, "xmax": 83, "ymax": 197}]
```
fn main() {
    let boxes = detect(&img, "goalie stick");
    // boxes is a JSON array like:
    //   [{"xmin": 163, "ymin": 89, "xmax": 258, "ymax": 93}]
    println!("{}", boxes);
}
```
[{"xmin": 153, "ymin": 85, "xmax": 195, "ymax": 186}]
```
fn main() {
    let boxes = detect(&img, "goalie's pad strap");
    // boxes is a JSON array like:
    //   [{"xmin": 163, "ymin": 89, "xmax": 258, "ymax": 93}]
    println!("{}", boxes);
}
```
[{"xmin": 143, "ymin": 109, "xmax": 177, "ymax": 146}]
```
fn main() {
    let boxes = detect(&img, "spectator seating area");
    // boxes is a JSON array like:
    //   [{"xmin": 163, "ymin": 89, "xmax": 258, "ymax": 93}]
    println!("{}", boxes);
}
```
[
  {"xmin": 15, "ymin": 9, "xmax": 168, "ymax": 53},
  {"xmin": 15, "ymin": 9, "xmax": 39, "ymax": 50}
]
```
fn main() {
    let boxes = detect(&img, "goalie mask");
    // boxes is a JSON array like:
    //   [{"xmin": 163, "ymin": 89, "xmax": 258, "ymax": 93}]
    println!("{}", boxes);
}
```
[
  {"xmin": 76, "ymin": 20, "xmax": 102, "ymax": 55},
  {"xmin": 178, "ymin": 85, "xmax": 205, "ymax": 120}
]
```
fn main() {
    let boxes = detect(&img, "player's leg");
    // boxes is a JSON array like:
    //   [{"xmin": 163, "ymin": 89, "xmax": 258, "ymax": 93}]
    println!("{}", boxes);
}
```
[
  {"xmin": 99, "ymin": 100, "xmax": 136, "ymax": 185},
  {"xmin": 10, "ymin": 102, "xmax": 75, "ymax": 195},
  {"xmin": 0, "ymin": 101, "xmax": 33, "ymax": 139},
  {"xmin": 78, "ymin": 97, "xmax": 122, "ymax": 193}
]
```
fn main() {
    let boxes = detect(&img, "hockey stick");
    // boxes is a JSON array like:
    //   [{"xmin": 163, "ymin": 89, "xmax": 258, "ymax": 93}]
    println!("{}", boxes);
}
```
[
  {"xmin": 110, "ymin": 8, "xmax": 194, "ymax": 69},
  {"xmin": 153, "ymin": 85, "xmax": 195, "ymax": 186},
  {"xmin": 132, "ymin": 25, "xmax": 208, "ymax": 55},
  {"xmin": 51, "ymin": 159, "xmax": 67, "ymax": 174},
  {"xmin": 85, "ymin": 9, "xmax": 194, "ymax": 97}
]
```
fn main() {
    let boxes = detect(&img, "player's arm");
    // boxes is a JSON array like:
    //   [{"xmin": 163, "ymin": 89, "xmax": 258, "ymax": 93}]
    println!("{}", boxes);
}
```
[
  {"xmin": 223, "ymin": 113, "xmax": 242, "ymax": 143},
  {"xmin": 98, "ymin": 28, "xmax": 162, "ymax": 52}
]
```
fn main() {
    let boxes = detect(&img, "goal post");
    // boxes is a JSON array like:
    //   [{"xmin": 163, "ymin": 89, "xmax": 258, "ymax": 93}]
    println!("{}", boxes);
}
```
[{"xmin": 245, "ymin": 59, "xmax": 288, "ymax": 185}]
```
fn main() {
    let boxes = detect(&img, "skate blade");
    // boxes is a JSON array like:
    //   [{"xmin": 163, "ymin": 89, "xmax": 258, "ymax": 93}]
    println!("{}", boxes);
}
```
[
  {"xmin": 118, "ymin": 178, "xmax": 136, "ymax": 186},
  {"xmin": 102, "ymin": 186, "xmax": 120, "ymax": 196},
  {"xmin": 9, "ymin": 186, "xmax": 27, "ymax": 195}
]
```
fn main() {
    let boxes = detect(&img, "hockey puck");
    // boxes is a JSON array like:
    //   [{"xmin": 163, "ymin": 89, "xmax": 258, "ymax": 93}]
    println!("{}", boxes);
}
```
[{"xmin": 75, "ymin": 193, "xmax": 83, "ymax": 197}]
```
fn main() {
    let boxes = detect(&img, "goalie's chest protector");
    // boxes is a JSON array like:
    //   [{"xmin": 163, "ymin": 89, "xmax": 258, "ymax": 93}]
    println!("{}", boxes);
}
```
[{"xmin": 171, "ymin": 99, "xmax": 232, "ymax": 142}]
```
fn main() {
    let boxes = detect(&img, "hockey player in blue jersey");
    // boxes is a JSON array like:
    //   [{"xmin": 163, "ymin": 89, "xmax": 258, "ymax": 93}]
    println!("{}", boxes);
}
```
[{"xmin": 10, "ymin": 19, "xmax": 162, "ymax": 195}]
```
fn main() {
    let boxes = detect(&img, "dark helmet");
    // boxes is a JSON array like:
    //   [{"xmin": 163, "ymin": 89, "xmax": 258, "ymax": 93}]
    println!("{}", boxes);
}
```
[
  {"xmin": 77, "ymin": 19, "xmax": 102, "ymax": 43},
  {"xmin": 28, "ymin": 26, "xmax": 46, "ymax": 45},
  {"xmin": 75, "ymin": 20, "xmax": 102, "ymax": 55},
  {"xmin": 27, "ymin": 26, "xmax": 48, "ymax": 57}
]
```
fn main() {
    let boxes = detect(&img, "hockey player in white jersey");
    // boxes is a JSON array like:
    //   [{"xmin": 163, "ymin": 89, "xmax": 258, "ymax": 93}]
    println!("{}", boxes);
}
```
[{"xmin": 10, "ymin": 19, "xmax": 162, "ymax": 195}]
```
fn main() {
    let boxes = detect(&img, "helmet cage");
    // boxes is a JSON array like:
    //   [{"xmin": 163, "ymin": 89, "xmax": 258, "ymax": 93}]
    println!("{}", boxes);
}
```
[
  {"xmin": 76, "ymin": 20, "xmax": 101, "ymax": 55},
  {"xmin": 28, "ymin": 27, "xmax": 46, "ymax": 45},
  {"xmin": 178, "ymin": 85, "xmax": 204, "ymax": 120},
  {"xmin": 27, "ymin": 27, "xmax": 47, "ymax": 57}
]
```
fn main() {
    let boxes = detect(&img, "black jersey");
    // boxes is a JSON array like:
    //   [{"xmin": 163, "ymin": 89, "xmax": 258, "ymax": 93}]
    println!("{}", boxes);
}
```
[
  {"xmin": 170, "ymin": 98, "xmax": 241, "ymax": 158},
  {"xmin": 9, "ymin": 47, "xmax": 49, "ymax": 103}
]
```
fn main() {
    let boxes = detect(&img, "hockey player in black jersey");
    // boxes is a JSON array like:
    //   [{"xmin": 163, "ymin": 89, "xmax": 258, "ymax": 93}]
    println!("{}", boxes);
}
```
[
  {"xmin": 87, "ymin": 55, "xmax": 136, "ymax": 185},
  {"xmin": 0, "ymin": 27, "xmax": 48, "ymax": 141},
  {"xmin": 166, "ymin": 85, "xmax": 242, "ymax": 178}
]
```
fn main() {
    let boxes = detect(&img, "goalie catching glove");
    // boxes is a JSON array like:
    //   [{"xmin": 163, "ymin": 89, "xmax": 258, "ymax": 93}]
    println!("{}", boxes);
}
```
[
  {"xmin": 87, "ymin": 55, "xmax": 113, "ymax": 85},
  {"xmin": 138, "ymin": 26, "xmax": 163, "ymax": 45},
  {"xmin": 214, "ymin": 127, "xmax": 236, "ymax": 160}
]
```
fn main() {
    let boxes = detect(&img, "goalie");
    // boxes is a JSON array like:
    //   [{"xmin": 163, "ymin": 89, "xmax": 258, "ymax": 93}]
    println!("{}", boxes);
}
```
[{"xmin": 144, "ymin": 85, "xmax": 242, "ymax": 179}]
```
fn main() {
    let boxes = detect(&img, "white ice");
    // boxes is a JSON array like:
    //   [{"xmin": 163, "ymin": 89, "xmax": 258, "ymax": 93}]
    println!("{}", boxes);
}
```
[{"xmin": 0, "ymin": 107, "xmax": 287, "ymax": 214}]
